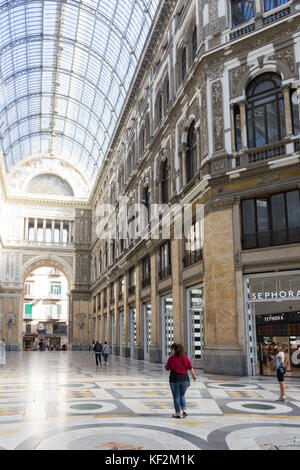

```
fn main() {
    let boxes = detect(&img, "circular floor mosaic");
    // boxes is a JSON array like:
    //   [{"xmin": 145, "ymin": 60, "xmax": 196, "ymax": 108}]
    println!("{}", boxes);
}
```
[
  {"xmin": 226, "ymin": 400, "xmax": 292, "ymax": 414},
  {"xmin": 58, "ymin": 401, "xmax": 117, "ymax": 414},
  {"xmin": 207, "ymin": 383, "xmax": 258, "ymax": 390},
  {"xmin": 35, "ymin": 425, "xmax": 201, "ymax": 450},
  {"xmin": 226, "ymin": 426, "xmax": 300, "ymax": 450}
]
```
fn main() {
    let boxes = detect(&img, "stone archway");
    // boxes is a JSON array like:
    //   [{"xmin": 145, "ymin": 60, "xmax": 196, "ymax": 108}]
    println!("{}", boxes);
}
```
[{"xmin": 17, "ymin": 255, "xmax": 75, "ymax": 345}]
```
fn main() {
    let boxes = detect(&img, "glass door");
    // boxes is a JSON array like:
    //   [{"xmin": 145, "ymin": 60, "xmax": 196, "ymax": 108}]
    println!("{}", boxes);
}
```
[
  {"xmin": 110, "ymin": 314, "xmax": 114, "ymax": 353},
  {"xmin": 186, "ymin": 286, "xmax": 204, "ymax": 368},
  {"xmin": 143, "ymin": 303, "xmax": 152, "ymax": 360},
  {"xmin": 129, "ymin": 307, "xmax": 136, "ymax": 358},
  {"xmin": 162, "ymin": 296, "xmax": 173, "ymax": 362},
  {"xmin": 119, "ymin": 311, "xmax": 124, "ymax": 356}
]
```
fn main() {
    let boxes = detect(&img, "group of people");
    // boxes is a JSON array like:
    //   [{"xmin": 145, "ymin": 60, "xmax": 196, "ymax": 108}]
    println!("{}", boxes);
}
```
[
  {"xmin": 90, "ymin": 339, "xmax": 287, "ymax": 417},
  {"xmin": 92, "ymin": 340, "xmax": 111, "ymax": 366}
]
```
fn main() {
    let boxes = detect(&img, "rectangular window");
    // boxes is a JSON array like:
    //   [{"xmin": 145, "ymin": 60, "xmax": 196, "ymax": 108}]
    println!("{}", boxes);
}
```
[
  {"xmin": 141, "ymin": 256, "xmax": 151, "ymax": 288},
  {"xmin": 264, "ymin": 0, "xmax": 289, "ymax": 12},
  {"xmin": 25, "ymin": 304, "xmax": 32, "ymax": 317},
  {"xmin": 159, "ymin": 241, "xmax": 171, "ymax": 279},
  {"xmin": 242, "ymin": 190, "xmax": 300, "ymax": 249},
  {"xmin": 231, "ymin": 0, "xmax": 254, "ymax": 27}
]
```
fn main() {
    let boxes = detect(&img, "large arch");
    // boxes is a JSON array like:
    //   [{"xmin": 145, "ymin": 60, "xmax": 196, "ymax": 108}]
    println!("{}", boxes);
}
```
[{"xmin": 21, "ymin": 255, "xmax": 75, "ymax": 351}]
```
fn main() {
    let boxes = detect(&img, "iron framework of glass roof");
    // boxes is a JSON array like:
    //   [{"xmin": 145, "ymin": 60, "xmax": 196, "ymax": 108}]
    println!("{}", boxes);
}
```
[{"xmin": 0, "ymin": 0, "xmax": 160, "ymax": 181}]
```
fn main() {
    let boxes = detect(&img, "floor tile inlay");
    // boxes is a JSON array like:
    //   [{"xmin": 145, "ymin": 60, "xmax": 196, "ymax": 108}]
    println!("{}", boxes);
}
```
[{"xmin": 0, "ymin": 351, "xmax": 299, "ymax": 450}]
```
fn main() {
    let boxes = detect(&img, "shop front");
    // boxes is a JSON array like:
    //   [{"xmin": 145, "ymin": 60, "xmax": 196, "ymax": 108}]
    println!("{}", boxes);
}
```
[
  {"xmin": 185, "ymin": 285, "xmax": 204, "ymax": 369},
  {"xmin": 244, "ymin": 271, "xmax": 300, "ymax": 377}
]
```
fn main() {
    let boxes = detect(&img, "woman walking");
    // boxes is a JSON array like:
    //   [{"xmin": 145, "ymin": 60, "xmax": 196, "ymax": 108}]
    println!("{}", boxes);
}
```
[
  {"xmin": 165, "ymin": 343, "xmax": 196, "ymax": 418},
  {"xmin": 102, "ymin": 341, "xmax": 111, "ymax": 366}
]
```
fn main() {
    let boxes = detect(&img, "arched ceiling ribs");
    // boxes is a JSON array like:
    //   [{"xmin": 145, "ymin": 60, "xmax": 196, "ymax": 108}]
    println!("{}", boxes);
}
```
[
  {"xmin": 1, "ymin": 113, "xmax": 106, "ymax": 153},
  {"xmin": 0, "ymin": 92, "xmax": 113, "ymax": 137},
  {"xmin": 3, "ymin": 131, "xmax": 102, "ymax": 170},
  {"xmin": 0, "ymin": 0, "xmax": 141, "ymax": 60},
  {"xmin": 1, "ymin": 35, "xmax": 130, "ymax": 94},
  {"xmin": 0, "ymin": 0, "xmax": 160, "ymax": 181}
]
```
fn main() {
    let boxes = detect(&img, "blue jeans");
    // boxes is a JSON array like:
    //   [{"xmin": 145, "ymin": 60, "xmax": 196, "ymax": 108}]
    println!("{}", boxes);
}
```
[
  {"xmin": 103, "ymin": 354, "xmax": 109, "ymax": 363},
  {"xmin": 170, "ymin": 380, "xmax": 189, "ymax": 413}
]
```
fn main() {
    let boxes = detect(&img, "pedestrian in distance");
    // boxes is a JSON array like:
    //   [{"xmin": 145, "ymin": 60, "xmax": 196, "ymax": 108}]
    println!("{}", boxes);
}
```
[
  {"xmin": 102, "ymin": 341, "xmax": 111, "ymax": 366},
  {"xmin": 0, "ymin": 339, "xmax": 6, "ymax": 365},
  {"xmin": 165, "ymin": 343, "xmax": 196, "ymax": 418},
  {"xmin": 93, "ymin": 340, "xmax": 102, "ymax": 366},
  {"xmin": 271, "ymin": 344, "xmax": 286, "ymax": 401}
]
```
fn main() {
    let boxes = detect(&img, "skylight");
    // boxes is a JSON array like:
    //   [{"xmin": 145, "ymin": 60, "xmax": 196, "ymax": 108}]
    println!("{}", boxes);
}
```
[{"xmin": 0, "ymin": 0, "xmax": 160, "ymax": 180}]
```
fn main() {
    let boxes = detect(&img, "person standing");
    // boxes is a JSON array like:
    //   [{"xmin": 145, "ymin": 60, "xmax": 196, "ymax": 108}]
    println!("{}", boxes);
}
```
[
  {"xmin": 165, "ymin": 343, "xmax": 196, "ymax": 418},
  {"xmin": 102, "ymin": 341, "xmax": 111, "ymax": 366},
  {"xmin": 93, "ymin": 340, "xmax": 102, "ymax": 366},
  {"xmin": 272, "ymin": 344, "xmax": 286, "ymax": 401}
]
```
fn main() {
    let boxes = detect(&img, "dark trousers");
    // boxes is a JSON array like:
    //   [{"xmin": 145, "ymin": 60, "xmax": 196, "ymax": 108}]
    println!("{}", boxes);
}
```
[{"xmin": 95, "ymin": 353, "xmax": 102, "ymax": 365}]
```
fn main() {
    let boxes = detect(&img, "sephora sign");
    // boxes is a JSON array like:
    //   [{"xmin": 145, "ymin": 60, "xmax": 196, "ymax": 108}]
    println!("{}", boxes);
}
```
[{"xmin": 250, "ymin": 290, "xmax": 300, "ymax": 301}]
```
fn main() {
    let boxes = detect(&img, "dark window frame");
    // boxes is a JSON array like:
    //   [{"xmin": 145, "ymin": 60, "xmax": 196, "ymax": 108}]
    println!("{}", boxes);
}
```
[{"xmin": 241, "ymin": 189, "xmax": 300, "ymax": 249}]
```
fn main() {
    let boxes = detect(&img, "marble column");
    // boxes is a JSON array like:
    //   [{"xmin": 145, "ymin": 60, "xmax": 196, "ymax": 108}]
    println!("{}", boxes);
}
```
[
  {"xmin": 149, "ymin": 250, "xmax": 161, "ymax": 362},
  {"xmin": 203, "ymin": 203, "xmax": 246, "ymax": 375},
  {"xmin": 114, "ymin": 282, "xmax": 120, "ymax": 355},
  {"xmin": 134, "ymin": 263, "xmax": 143, "ymax": 360},
  {"xmin": 239, "ymin": 100, "xmax": 248, "ymax": 150},
  {"xmin": 282, "ymin": 84, "xmax": 293, "ymax": 137},
  {"xmin": 122, "ymin": 274, "xmax": 130, "ymax": 357},
  {"xmin": 171, "ymin": 239, "xmax": 183, "ymax": 343}
]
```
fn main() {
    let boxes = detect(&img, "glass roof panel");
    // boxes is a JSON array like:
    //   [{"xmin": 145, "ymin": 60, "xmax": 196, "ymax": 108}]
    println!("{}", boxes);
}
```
[{"xmin": 0, "ymin": 0, "xmax": 160, "ymax": 182}]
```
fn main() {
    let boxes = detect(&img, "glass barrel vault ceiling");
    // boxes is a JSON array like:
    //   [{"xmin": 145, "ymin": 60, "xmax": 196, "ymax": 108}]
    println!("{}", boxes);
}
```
[{"xmin": 0, "ymin": 0, "xmax": 160, "ymax": 181}]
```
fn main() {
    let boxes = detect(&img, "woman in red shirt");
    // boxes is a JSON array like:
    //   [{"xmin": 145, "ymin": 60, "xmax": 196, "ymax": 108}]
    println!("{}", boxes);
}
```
[{"xmin": 165, "ymin": 343, "xmax": 197, "ymax": 418}]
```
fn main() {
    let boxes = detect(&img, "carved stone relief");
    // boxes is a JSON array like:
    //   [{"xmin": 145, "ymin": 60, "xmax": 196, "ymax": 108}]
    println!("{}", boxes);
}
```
[{"xmin": 212, "ymin": 80, "xmax": 225, "ymax": 152}]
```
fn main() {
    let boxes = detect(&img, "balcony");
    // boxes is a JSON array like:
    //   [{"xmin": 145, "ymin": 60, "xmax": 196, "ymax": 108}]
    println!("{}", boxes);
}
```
[
  {"xmin": 242, "ymin": 227, "xmax": 300, "ymax": 250},
  {"xmin": 263, "ymin": 6, "xmax": 291, "ymax": 25},
  {"xmin": 230, "ymin": 22, "xmax": 255, "ymax": 40},
  {"xmin": 159, "ymin": 265, "xmax": 172, "ymax": 281},
  {"xmin": 183, "ymin": 249, "xmax": 202, "ymax": 268}
]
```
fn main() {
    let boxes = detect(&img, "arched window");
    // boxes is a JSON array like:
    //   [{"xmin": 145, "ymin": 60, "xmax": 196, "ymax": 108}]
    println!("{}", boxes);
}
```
[
  {"xmin": 99, "ymin": 250, "xmax": 102, "ymax": 274},
  {"xmin": 161, "ymin": 160, "xmax": 169, "ymax": 204},
  {"xmin": 156, "ymin": 93, "xmax": 163, "ymax": 126},
  {"xmin": 163, "ymin": 78, "xmax": 170, "ymax": 109},
  {"xmin": 264, "ymin": 0, "xmax": 288, "ymax": 12},
  {"xmin": 291, "ymin": 89, "xmax": 300, "ymax": 136},
  {"xmin": 111, "ymin": 240, "xmax": 115, "ymax": 263},
  {"xmin": 246, "ymin": 73, "xmax": 285, "ymax": 148},
  {"xmin": 145, "ymin": 114, "xmax": 150, "ymax": 144},
  {"xmin": 139, "ymin": 127, "xmax": 146, "ymax": 157},
  {"xmin": 192, "ymin": 26, "xmax": 197, "ymax": 62},
  {"xmin": 142, "ymin": 185, "xmax": 150, "ymax": 222},
  {"xmin": 186, "ymin": 121, "xmax": 197, "ymax": 182},
  {"xmin": 234, "ymin": 104, "xmax": 242, "ymax": 152},
  {"xmin": 181, "ymin": 47, "xmax": 187, "ymax": 83},
  {"xmin": 94, "ymin": 257, "xmax": 97, "ymax": 279},
  {"xmin": 104, "ymin": 242, "xmax": 108, "ymax": 267},
  {"xmin": 231, "ymin": 0, "xmax": 254, "ymax": 27}
]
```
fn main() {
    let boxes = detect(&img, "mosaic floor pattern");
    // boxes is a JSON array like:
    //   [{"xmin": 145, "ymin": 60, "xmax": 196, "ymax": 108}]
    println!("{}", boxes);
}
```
[{"xmin": 0, "ymin": 351, "xmax": 299, "ymax": 450}]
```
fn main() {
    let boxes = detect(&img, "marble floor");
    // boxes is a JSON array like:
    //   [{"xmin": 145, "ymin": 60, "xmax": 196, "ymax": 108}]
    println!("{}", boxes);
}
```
[{"xmin": 0, "ymin": 351, "xmax": 300, "ymax": 450}]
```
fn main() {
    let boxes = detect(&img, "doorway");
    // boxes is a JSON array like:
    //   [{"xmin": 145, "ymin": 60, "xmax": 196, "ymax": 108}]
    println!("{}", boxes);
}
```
[{"xmin": 23, "ymin": 266, "xmax": 69, "ymax": 351}]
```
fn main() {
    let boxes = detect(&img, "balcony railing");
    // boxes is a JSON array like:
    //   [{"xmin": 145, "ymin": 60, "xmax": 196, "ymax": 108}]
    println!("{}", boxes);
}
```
[
  {"xmin": 159, "ymin": 265, "xmax": 172, "ymax": 281},
  {"xmin": 230, "ymin": 22, "xmax": 255, "ymax": 40},
  {"xmin": 263, "ymin": 6, "xmax": 291, "ymax": 25},
  {"xmin": 183, "ymin": 249, "xmax": 202, "ymax": 268},
  {"xmin": 242, "ymin": 227, "xmax": 300, "ymax": 250},
  {"xmin": 248, "ymin": 142, "xmax": 285, "ymax": 164}
]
